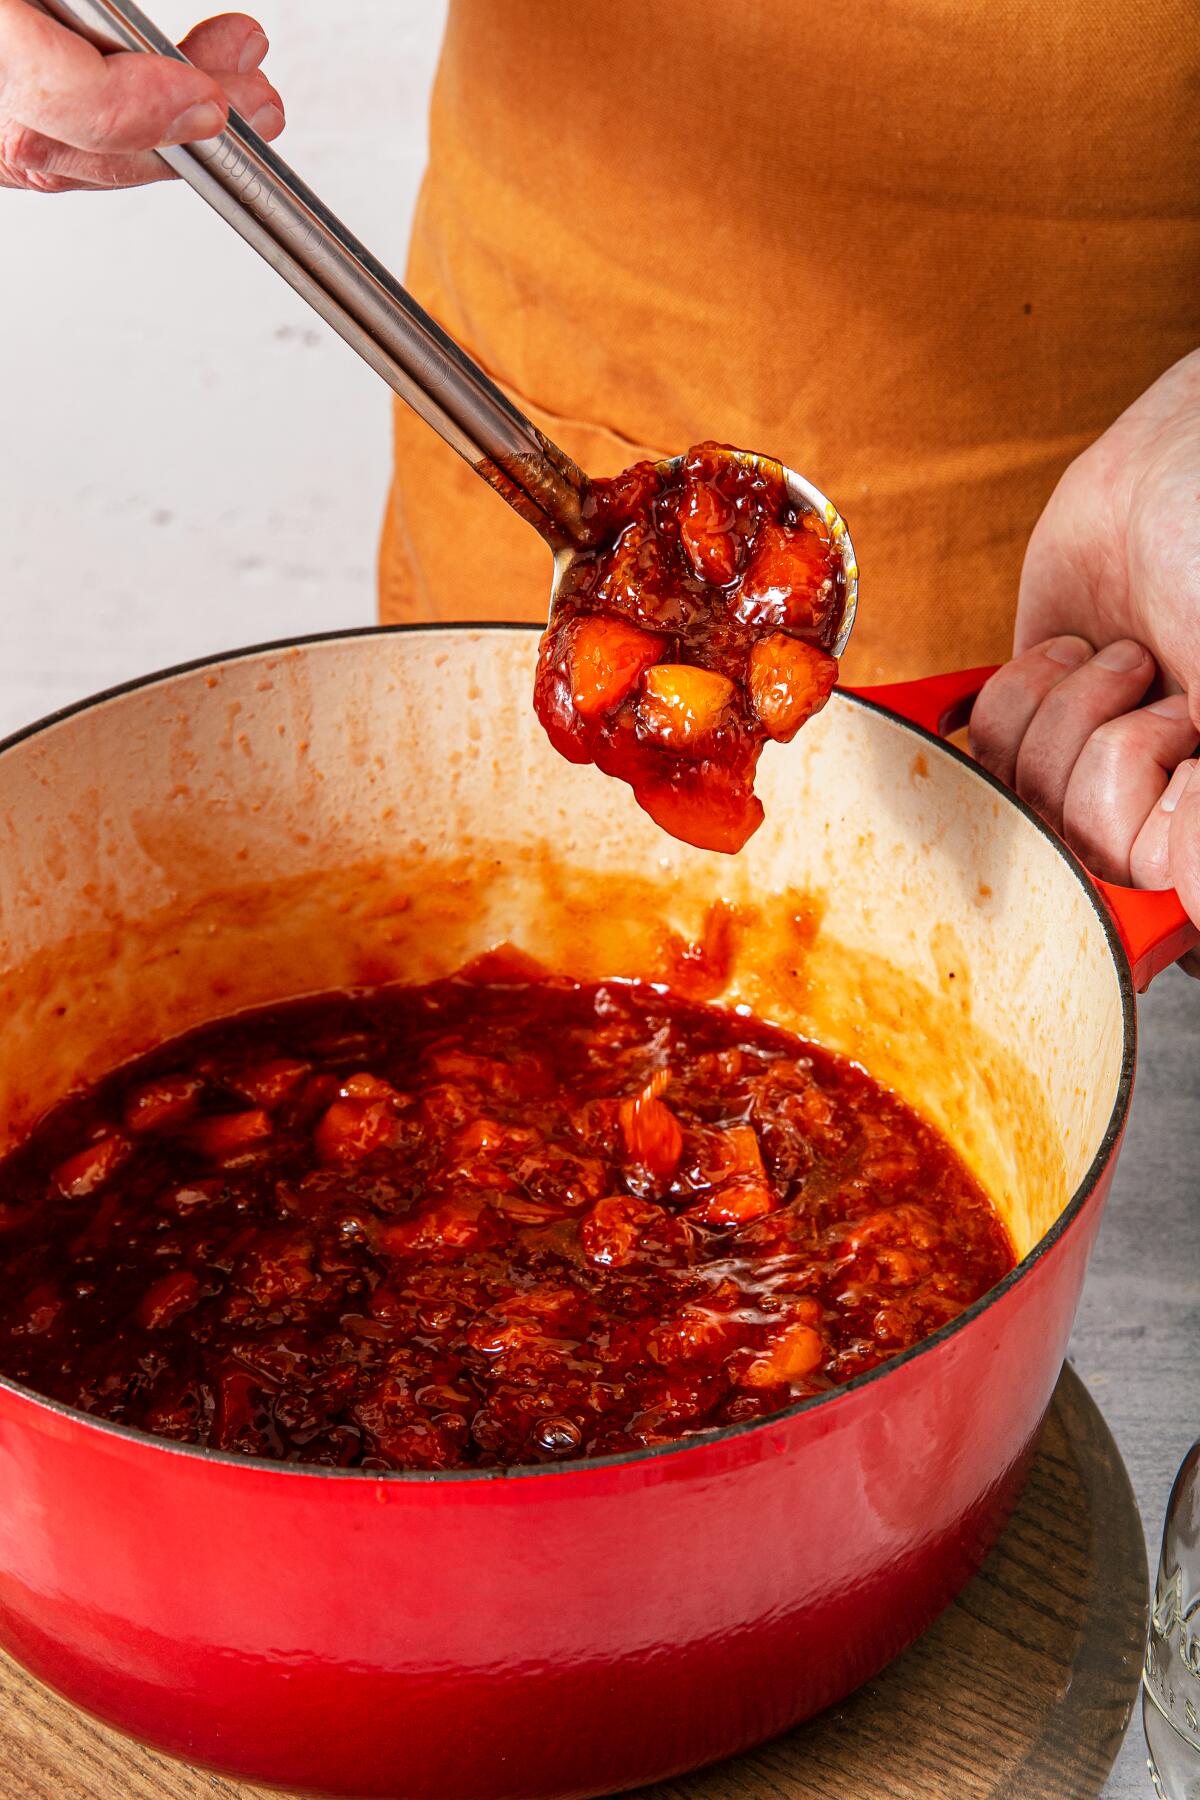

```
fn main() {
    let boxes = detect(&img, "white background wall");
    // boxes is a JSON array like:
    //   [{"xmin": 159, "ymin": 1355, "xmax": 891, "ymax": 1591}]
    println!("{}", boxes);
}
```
[{"xmin": 0, "ymin": 0, "xmax": 447, "ymax": 736}]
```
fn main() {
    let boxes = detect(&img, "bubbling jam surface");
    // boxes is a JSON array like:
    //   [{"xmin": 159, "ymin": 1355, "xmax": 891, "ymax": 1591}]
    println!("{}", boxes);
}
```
[
  {"xmin": 0, "ymin": 959, "xmax": 1012, "ymax": 1472},
  {"xmin": 534, "ymin": 442, "xmax": 845, "ymax": 853}
]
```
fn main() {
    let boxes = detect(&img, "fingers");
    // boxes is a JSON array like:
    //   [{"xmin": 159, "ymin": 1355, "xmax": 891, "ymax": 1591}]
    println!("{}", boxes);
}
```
[
  {"xmin": 1130, "ymin": 758, "xmax": 1199, "ymax": 889},
  {"xmin": 1064, "ymin": 696, "xmax": 1200, "ymax": 882},
  {"xmin": 972, "ymin": 637, "xmax": 1200, "ymax": 930},
  {"xmin": 0, "ymin": 129, "xmax": 168, "ymax": 189},
  {"xmin": 174, "ymin": 19, "xmax": 282, "ymax": 138},
  {"xmin": 178, "ymin": 13, "xmax": 268, "ymax": 75},
  {"xmin": 226, "ymin": 67, "xmax": 284, "ymax": 138},
  {"xmin": 0, "ymin": 8, "xmax": 280, "ymax": 194},
  {"xmin": 7, "ymin": 66, "xmax": 283, "ymax": 191},
  {"xmin": 1168, "ymin": 767, "xmax": 1200, "ymax": 978},
  {"xmin": 969, "ymin": 637, "xmax": 1094, "ymax": 786},
  {"xmin": 0, "ymin": 0, "xmax": 227, "ymax": 151},
  {"xmin": 1015, "ymin": 641, "xmax": 1160, "ymax": 833},
  {"xmin": 972, "ymin": 638, "xmax": 1157, "ymax": 833}
]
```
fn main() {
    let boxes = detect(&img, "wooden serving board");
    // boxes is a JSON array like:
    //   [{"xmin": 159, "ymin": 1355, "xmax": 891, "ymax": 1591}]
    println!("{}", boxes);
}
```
[{"xmin": 0, "ymin": 1362, "xmax": 1147, "ymax": 1800}]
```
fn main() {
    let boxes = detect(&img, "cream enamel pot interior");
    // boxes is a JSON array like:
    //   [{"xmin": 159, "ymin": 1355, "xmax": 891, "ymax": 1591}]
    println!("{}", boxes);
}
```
[{"xmin": 0, "ymin": 624, "xmax": 1189, "ymax": 1800}]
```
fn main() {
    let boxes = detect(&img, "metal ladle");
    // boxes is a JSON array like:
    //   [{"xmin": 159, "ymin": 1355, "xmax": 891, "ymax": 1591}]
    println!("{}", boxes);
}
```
[{"xmin": 43, "ymin": 0, "xmax": 858, "ymax": 649}]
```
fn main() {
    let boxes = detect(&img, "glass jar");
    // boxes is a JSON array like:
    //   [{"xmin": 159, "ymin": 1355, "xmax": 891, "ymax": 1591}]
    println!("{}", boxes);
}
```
[{"xmin": 1145, "ymin": 1442, "xmax": 1200, "ymax": 1798}]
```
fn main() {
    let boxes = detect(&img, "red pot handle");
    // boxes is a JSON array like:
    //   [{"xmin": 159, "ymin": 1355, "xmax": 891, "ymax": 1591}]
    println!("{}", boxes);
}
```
[{"xmin": 850, "ymin": 666, "xmax": 1198, "ymax": 989}]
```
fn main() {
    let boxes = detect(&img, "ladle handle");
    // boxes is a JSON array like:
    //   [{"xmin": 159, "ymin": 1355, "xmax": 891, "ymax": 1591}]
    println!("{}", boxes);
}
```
[
  {"xmin": 39, "ymin": 0, "xmax": 591, "ymax": 549},
  {"xmin": 854, "ymin": 667, "xmax": 1200, "ymax": 990}
]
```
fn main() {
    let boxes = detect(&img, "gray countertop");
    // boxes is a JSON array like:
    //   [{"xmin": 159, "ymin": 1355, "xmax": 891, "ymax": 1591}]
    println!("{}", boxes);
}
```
[{"xmin": 1072, "ymin": 966, "xmax": 1200, "ymax": 1796}]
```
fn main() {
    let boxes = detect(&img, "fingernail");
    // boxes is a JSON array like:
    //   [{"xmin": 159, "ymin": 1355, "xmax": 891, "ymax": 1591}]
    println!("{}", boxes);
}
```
[
  {"xmin": 1160, "ymin": 760, "xmax": 1198, "ymax": 814},
  {"xmin": 1042, "ymin": 636, "xmax": 1093, "ymax": 668},
  {"xmin": 250, "ymin": 101, "xmax": 285, "ymax": 137},
  {"xmin": 1148, "ymin": 693, "xmax": 1192, "ymax": 720},
  {"xmin": 239, "ymin": 29, "xmax": 269, "ymax": 72},
  {"xmin": 165, "ymin": 100, "xmax": 225, "ymax": 144},
  {"xmin": 1094, "ymin": 640, "xmax": 1147, "ymax": 672}
]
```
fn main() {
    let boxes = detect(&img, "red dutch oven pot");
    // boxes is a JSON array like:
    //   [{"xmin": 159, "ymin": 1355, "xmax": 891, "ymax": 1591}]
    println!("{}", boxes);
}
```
[{"xmin": 0, "ymin": 626, "xmax": 1190, "ymax": 1800}]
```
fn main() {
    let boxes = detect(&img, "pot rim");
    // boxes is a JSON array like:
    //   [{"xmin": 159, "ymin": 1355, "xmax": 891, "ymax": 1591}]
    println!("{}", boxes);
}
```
[{"xmin": 0, "ymin": 622, "xmax": 1137, "ymax": 1484}]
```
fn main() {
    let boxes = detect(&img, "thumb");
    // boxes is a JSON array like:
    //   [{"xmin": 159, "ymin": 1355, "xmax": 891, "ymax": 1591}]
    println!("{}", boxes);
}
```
[{"xmin": 1168, "ymin": 764, "xmax": 1200, "ymax": 959}]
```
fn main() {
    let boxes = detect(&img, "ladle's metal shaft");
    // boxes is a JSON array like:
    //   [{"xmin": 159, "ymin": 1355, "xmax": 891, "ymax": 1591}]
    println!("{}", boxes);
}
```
[{"xmin": 42, "ymin": 0, "xmax": 591, "ymax": 548}]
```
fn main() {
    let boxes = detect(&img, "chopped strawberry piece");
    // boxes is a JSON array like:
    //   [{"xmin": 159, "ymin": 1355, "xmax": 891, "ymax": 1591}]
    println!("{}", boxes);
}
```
[
  {"xmin": 678, "ymin": 475, "xmax": 741, "ymax": 584},
  {"xmin": 226, "ymin": 1058, "xmax": 312, "ymax": 1108},
  {"xmin": 581, "ymin": 1194, "xmax": 668, "ymax": 1267},
  {"xmin": 688, "ymin": 1177, "xmax": 776, "ymax": 1227},
  {"xmin": 452, "ymin": 1117, "xmax": 530, "ymax": 1158},
  {"xmin": 701, "ymin": 1124, "xmax": 769, "ymax": 1187},
  {"xmin": 875, "ymin": 1246, "xmax": 923, "ymax": 1285},
  {"xmin": 734, "ymin": 521, "xmax": 837, "ymax": 632},
  {"xmin": 747, "ymin": 633, "xmax": 837, "ymax": 741},
  {"xmin": 842, "ymin": 1203, "xmax": 940, "ymax": 1257},
  {"xmin": 123, "ymin": 1075, "xmax": 204, "ymax": 1135},
  {"xmin": 634, "ymin": 766, "xmax": 764, "ymax": 854},
  {"xmin": 568, "ymin": 614, "xmax": 666, "ymax": 718},
  {"xmin": 188, "ymin": 1111, "xmax": 273, "ymax": 1161},
  {"xmin": 10, "ymin": 1282, "xmax": 64, "ymax": 1336},
  {"xmin": 314, "ymin": 1099, "xmax": 394, "ymax": 1165},
  {"xmin": 593, "ymin": 519, "xmax": 679, "ymax": 623},
  {"xmin": 237, "ymin": 1230, "xmax": 315, "ymax": 1308},
  {"xmin": 685, "ymin": 1125, "xmax": 775, "ymax": 1225},
  {"xmin": 740, "ymin": 1319, "xmax": 825, "ymax": 1388},
  {"xmin": 52, "ymin": 1135, "xmax": 130, "ymax": 1200},
  {"xmin": 581, "ymin": 457, "xmax": 663, "ymax": 535},
  {"xmin": 136, "ymin": 1269, "xmax": 202, "ymax": 1330},
  {"xmin": 515, "ymin": 1144, "xmax": 606, "ymax": 1209},
  {"xmin": 380, "ymin": 1194, "xmax": 502, "ymax": 1256},
  {"xmin": 491, "ymin": 1192, "xmax": 568, "ymax": 1226},
  {"xmin": 210, "ymin": 1368, "xmax": 261, "ymax": 1452},
  {"xmin": 427, "ymin": 1050, "xmax": 522, "ymax": 1095},
  {"xmin": 637, "ymin": 664, "xmax": 736, "ymax": 752},
  {"xmin": 341, "ymin": 1071, "xmax": 404, "ymax": 1104},
  {"xmin": 649, "ymin": 1304, "xmax": 732, "ymax": 1365}
]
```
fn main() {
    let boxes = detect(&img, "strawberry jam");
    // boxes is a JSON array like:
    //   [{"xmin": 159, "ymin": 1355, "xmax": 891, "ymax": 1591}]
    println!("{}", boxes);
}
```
[
  {"xmin": 0, "ymin": 959, "xmax": 1012, "ymax": 1472},
  {"xmin": 534, "ymin": 442, "xmax": 845, "ymax": 853}
]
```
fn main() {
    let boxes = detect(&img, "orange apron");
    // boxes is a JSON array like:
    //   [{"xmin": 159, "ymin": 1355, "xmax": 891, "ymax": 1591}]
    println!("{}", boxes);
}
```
[{"xmin": 380, "ymin": 0, "xmax": 1199, "ymax": 684}]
